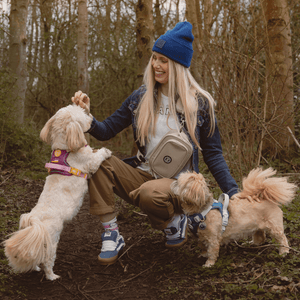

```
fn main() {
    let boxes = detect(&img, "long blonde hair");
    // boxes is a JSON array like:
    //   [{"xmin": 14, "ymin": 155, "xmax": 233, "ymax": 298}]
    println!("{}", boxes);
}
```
[{"xmin": 136, "ymin": 54, "xmax": 216, "ymax": 149}]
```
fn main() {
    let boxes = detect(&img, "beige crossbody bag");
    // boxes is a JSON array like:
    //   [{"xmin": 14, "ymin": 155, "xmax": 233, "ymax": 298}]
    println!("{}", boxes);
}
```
[{"xmin": 137, "ymin": 128, "xmax": 193, "ymax": 179}]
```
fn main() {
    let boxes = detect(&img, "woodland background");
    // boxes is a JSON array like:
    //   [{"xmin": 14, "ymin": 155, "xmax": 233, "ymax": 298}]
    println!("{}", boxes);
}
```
[
  {"xmin": 1, "ymin": 1, "xmax": 300, "ymax": 299},
  {"xmin": 0, "ymin": 0, "xmax": 299, "ymax": 178}
]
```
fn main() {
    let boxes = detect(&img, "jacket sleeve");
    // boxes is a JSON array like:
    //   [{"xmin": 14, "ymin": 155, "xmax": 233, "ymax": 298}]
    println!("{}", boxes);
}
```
[
  {"xmin": 86, "ymin": 94, "xmax": 133, "ymax": 141},
  {"xmin": 199, "ymin": 113, "xmax": 239, "ymax": 198}
]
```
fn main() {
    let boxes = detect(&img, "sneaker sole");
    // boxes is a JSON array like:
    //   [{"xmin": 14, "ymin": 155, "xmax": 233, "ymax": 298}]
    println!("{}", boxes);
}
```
[
  {"xmin": 98, "ymin": 254, "xmax": 118, "ymax": 265},
  {"xmin": 97, "ymin": 246, "xmax": 124, "ymax": 265},
  {"xmin": 165, "ymin": 226, "xmax": 188, "ymax": 249}
]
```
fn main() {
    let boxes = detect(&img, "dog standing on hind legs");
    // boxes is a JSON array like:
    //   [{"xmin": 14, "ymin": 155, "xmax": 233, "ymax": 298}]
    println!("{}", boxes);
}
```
[
  {"xmin": 3, "ymin": 104, "xmax": 112, "ymax": 280},
  {"xmin": 171, "ymin": 168, "xmax": 298, "ymax": 267}
]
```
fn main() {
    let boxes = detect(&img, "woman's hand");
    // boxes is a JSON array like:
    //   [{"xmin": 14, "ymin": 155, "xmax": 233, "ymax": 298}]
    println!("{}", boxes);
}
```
[{"xmin": 71, "ymin": 91, "xmax": 90, "ymax": 114}]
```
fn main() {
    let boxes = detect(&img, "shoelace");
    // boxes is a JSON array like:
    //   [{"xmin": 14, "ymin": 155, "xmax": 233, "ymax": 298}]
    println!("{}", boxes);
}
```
[{"xmin": 101, "ymin": 239, "xmax": 117, "ymax": 252}]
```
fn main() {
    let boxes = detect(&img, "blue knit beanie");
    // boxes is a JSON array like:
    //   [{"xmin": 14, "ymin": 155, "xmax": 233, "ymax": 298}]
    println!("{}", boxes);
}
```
[{"xmin": 152, "ymin": 22, "xmax": 194, "ymax": 68}]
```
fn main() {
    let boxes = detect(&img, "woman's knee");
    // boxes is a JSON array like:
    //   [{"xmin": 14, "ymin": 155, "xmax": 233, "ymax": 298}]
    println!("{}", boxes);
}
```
[
  {"xmin": 90, "ymin": 155, "xmax": 116, "ymax": 182},
  {"xmin": 137, "ymin": 181, "xmax": 167, "ymax": 210}
]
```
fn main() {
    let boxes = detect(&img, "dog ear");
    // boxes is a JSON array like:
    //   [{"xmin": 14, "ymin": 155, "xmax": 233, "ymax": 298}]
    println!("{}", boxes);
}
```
[
  {"xmin": 66, "ymin": 121, "xmax": 87, "ymax": 151},
  {"xmin": 40, "ymin": 115, "xmax": 55, "ymax": 145}
]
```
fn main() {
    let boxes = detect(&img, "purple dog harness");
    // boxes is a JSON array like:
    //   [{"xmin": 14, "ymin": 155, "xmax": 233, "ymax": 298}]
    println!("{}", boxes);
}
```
[{"xmin": 45, "ymin": 149, "xmax": 88, "ymax": 179}]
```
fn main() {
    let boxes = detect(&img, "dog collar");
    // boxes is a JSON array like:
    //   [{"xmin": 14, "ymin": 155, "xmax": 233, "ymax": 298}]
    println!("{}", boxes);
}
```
[{"xmin": 45, "ymin": 149, "xmax": 88, "ymax": 179}]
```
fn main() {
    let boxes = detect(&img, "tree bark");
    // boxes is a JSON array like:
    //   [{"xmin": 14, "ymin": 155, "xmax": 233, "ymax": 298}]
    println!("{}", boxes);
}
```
[
  {"xmin": 77, "ymin": 0, "xmax": 89, "ymax": 94},
  {"xmin": 186, "ymin": 0, "xmax": 202, "ymax": 83},
  {"xmin": 154, "ymin": 0, "xmax": 164, "ymax": 40},
  {"xmin": 9, "ymin": 0, "xmax": 29, "ymax": 124},
  {"xmin": 262, "ymin": 0, "xmax": 294, "ymax": 157},
  {"xmin": 136, "ymin": 0, "xmax": 154, "ymax": 86}
]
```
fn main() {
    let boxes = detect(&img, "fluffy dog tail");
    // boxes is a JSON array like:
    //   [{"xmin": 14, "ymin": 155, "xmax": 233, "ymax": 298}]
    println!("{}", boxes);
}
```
[
  {"xmin": 4, "ymin": 213, "xmax": 53, "ymax": 273},
  {"xmin": 238, "ymin": 167, "xmax": 298, "ymax": 205}
]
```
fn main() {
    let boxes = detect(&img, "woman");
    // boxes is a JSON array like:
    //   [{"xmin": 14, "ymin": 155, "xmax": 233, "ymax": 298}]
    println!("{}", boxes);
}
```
[{"xmin": 72, "ymin": 22, "xmax": 239, "ymax": 265}]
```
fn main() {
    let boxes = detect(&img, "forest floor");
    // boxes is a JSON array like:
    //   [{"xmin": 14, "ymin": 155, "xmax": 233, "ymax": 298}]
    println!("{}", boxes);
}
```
[{"xmin": 1, "ymin": 163, "xmax": 300, "ymax": 300}]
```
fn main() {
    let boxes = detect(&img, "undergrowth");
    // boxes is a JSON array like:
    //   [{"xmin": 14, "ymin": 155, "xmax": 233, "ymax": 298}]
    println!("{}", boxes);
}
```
[{"xmin": 0, "ymin": 67, "xmax": 51, "ymax": 174}]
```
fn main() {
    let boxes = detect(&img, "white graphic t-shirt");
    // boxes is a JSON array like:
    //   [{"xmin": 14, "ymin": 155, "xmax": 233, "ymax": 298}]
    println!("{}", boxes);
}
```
[{"xmin": 137, "ymin": 93, "xmax": 192, "ymax": 178}]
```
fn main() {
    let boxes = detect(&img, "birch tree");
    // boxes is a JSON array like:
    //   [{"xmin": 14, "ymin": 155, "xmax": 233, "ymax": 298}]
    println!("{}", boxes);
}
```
[{"xmin": 9, "ymin": 0, "xmax": 29, "ymax": 124}]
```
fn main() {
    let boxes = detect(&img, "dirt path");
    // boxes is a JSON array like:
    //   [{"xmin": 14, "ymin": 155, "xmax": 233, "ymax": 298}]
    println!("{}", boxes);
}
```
[{"xmin": 1, "ymin": 172, "xmax": 300, "ymax": 299}]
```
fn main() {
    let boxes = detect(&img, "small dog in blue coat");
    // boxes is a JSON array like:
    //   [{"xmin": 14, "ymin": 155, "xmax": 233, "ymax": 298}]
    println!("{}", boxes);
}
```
[{"xmin": 171, "ymin": 168, "xmax": 297, "ymax": 267}]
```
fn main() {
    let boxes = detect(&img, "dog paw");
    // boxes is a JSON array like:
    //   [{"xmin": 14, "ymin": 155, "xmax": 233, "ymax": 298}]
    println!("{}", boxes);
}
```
[
  {"xmin": 279, "ymin": 249, "xmax": 289, "ymax": 256},
  {"xmin": 102, "ymin": 147, "xmax": 112, "ymax": 158},
  {"xmin": 46, "ymin": 273, "xmax": 60, "ymax": 281},
  {"xmin": 203, "ymin": 260, "xmax": 215, "ymax": 267},
  {"xmin": 34, "ymin": 266, "xmax": 41, "ymax": 272}
]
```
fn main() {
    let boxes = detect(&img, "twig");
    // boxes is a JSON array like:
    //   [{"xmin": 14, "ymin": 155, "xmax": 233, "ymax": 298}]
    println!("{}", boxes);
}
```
[
  {"xmin": 287, "ymin": 126, "xmax": 300, "ymax": 149},
  {"xmin": 87, "ymin": 283, "xmax": 126, "ymax": 293},
  {"xmin": 245, "ymin": 247, "xmax": 270, "ymax": 266},
  {"xmin": 0, "ymin": 172, "xmax": 14, "ymax": 187},
  {"xmin": 117, "ymin": 235, "xmax": 145, "ymax": 261},
  {"xmin": 85, "ymin": 281, "xmax": 111, "ymax": 293},
  {"xmin": 212, "ymin": 271, "xmax": 264, "ymax": 284},
  {"xmin": 132, "ymin": 210, "xmax": 147, "ymax": 217},
  {"xmin": 280, "ymin": 173, "xmax": 300, "ymax": 176},
  {"xmin": 234, "ymin": 241, "xmax": 300, "ymax": 254},
  {"xmin": 120, "ymin": 261, "xmax": 157, "ymax": 283},
  {"xmin": 57, "ymin": 281, "xmax": 80, "ymax": 298},
  {"xmin": 77, "ymin": 284, "xmax": 92, "ymax": 300},
  {"xmin": 0, "ymin": 26, "xmax": 12, "ymax": 36}
]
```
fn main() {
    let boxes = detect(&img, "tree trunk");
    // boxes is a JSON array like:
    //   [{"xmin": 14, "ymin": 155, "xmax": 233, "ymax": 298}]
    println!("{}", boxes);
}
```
[
  {"xmin": 262, "ymin": 0, "xmax": 294, "ymax": 157},
  {"xmin": 77, "ymin": 0, "xmax": 89, "ymax": 94},
  {"xmin": 134, "ymin": 0, "xmax": 154, "ymax": 155},
  {"xmin": 186, "ymin": 0, "xmax": 202, "ymax": 83},
  {"xmin": 154, "ymin": 0, "xmax": 164, "ymax": 40},
  {"xmin": 9, "ymin": 0, "xmax": 29, "ymax": 124},
  {"xmin": 105, "ymin": 0, "xmax": 112, "ymax": 52},
  {"xmin": 136, "ymin": 0, "xmax": 154, "ymax": 86},
  {"xmin": 114, "ymin": 0, "xmax": 121, "ymax": 55}
]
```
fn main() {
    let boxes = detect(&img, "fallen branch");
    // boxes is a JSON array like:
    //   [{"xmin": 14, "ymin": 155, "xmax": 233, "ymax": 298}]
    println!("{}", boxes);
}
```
[
  {"xmin": 57, "ymin": 281, "xmax": 80, "ymax": 299},
  {"xmin": 120, "ymin": 261, "xmax": 157, "ymax": 283},
  {"xmin": 0, "ymin": 172, "xmax": 14, "ymax": 187},
  {"xmin": 117, "ymin": 235, "xmax": 145, "ymax": 261},
  {"xmin": 211, "ymin": 271, "xmax": 264, "ymax": 284},
  {"xmin": 77, "ymin": 284, "xmax": 91, "ymax": 300},
  {"xmin": 234, "ymin": 241, "xmax": 300, "ymax": 254},
  {"xmin": 86, "ymin": 283, "xmax": 126, "ymax": 293},
  {"xmin": 132, "ymin": 210, "xmax": 147, "ymax": 217}
]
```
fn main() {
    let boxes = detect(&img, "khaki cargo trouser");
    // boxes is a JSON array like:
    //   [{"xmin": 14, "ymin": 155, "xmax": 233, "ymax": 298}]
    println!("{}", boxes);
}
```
[{"xmin": 88, "ymin": 155, "xmax": 183, "ymax": 230}]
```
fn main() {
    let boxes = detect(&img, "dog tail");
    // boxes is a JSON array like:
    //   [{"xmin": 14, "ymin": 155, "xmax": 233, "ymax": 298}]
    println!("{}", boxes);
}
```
[
  {"xmin": 239, "ymin": 167, "xmax": 298, "ymax": 206},
  {"xmin": 4, "ymin": 213, "xmax": 53, "ymax": 273}
]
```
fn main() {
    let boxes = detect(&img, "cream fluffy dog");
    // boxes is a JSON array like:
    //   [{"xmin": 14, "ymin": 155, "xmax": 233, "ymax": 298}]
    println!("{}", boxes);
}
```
[
  {"xmin": 4, "ymin": 104, "xmax": 111, "ymax": 280},
  {"xmin": 171, "ymin": 168, "xmax": 298, "ymax": 267}
]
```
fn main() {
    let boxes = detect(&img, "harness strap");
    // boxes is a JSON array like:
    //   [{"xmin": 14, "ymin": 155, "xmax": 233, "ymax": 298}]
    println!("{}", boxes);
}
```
[
  {"xmin": 45, "ymin": 162, "xmax": 88, "ymax": 179},
  {"xmin": 217, "ymin": 193, "xmax": 230, "ymax": 232},
  {"xmin": 187, "ymin": 193, "xmax": 230, "ymax": 235}
]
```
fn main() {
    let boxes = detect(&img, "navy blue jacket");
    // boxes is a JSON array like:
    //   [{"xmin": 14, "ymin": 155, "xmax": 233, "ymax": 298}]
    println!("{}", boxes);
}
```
[{"xmin": 87, "ymin": 85, "xmax": 239, "ymax": 198}]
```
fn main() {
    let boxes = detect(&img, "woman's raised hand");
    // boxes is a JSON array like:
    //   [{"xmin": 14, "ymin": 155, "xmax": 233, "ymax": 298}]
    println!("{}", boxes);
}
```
[{"xmin": 71, "ymin": 91, "xmax": 90, "ymax": 114}]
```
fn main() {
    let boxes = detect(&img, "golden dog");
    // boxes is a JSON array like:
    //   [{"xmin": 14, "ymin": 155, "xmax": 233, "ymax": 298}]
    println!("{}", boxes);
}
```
[{"xmin": 171, "ymin": 168, "xmax": 298, "ymax": 267}]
